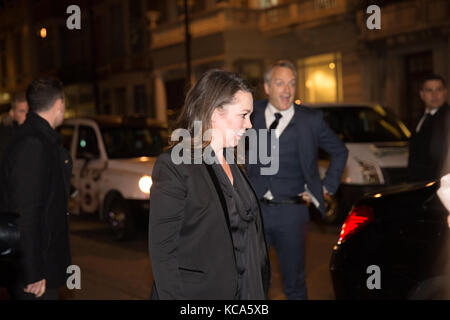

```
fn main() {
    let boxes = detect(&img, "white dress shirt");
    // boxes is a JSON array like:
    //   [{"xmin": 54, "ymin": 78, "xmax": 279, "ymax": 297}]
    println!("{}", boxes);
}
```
[
  {"xmin": 262, "ymin": 101, "xmax": 321, "ymax": 207},
  {"xmin": 415, "ymin": 107, "xmax": 440, "ymax": 133},
  {"xmin": 264, "ymin": 102, "xmax": 295, "ymax": 138}
]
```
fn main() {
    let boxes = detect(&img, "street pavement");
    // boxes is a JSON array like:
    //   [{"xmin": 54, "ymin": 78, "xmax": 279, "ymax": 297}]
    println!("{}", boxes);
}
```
[
  {"xmin": 63, "ymin": 214, "xmax": 340, "ymax": 300},
  {"xmin": 1, "ymin": 214, "xmax": 341, "ymax": 300}
]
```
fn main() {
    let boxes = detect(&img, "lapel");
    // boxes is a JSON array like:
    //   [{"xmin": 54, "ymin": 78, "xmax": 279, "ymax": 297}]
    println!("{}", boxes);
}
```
[
  {"xmin": 293, "ymin": 104, "xmax": 309, "ymax": 172},
  {"xmin": 293, "ymin": 105, "xmax": 325, "ymax": 213}
]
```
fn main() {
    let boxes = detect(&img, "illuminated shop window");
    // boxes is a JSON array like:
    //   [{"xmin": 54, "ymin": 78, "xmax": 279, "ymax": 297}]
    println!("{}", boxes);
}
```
[
  {"xmin": 250, "ymin": 0, "xmax": 279, "ymax": 9},
  {"xmin": 297, "ymin": 53, "xmax": 342, "ymax": 103}
]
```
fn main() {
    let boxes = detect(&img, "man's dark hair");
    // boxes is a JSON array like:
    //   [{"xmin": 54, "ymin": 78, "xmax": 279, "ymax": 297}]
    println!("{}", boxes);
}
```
[
  {"xmin": 420, "ymin": 74, "xmax": 447, "ymax": 90},
  {"xmin": 26, "ymin": 78, "xmax": 64, "ymax": 112},
  {"xmin": 11, "ymin": 91, "xmax": 27, "ymax": 108}
]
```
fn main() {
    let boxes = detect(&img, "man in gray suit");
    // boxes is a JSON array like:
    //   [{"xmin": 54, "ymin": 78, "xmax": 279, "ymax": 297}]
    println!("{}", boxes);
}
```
[{"xmin": 247, "ymin": 60, "xmax": 348, "ymax": 299}]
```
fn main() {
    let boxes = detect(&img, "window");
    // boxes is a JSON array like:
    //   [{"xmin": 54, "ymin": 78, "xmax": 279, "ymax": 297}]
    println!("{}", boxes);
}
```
[
  {"xmin": 76, "ymin": 125, "xmax": 100, "ymax": 159},
  {"xmin": 101, "ymin": 89, "xmax": 111, "ymax": 114},
  {"xmin": 114, "ymin": 87, "xmax": 126, "ymax": 115},
  {"xmin": 297, "ymin": 53, "xmax": 342, "ymax": 103},
  {"xmin": 129, "ymin": 0, "xmax": 147, "ymax": 53},
  {"xmin": 101, "ymin": 125, "xmax": 168, "ymax": 159},
  {"xmin": 176, "ymin": 0, "xmax": 206, "ymax": 15},
  {"xmin": 58, "ymin": 125, "xmax": 75, "ymax": 152},
  {"xmin": 320, "ymin": 106, "xmax": 410, "ymax": 143},
  {"xmin": 249, "ymin": 0, "xmax": 280, "ymax": 9},
  {"xmin": 110, "ymin": 4, "xmax": 125, "ymax": 59},
  {"xmin": 146, "ymin": 0, "xmax": 167, "ymax": 24},
  {"xmin": 134, "ymin": 85, "xmax": 147, "ymax": 114}
]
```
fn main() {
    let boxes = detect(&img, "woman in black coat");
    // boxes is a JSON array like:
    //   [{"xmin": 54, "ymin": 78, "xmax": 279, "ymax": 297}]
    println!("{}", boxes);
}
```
[{"xmin": 149, "ymin": 70, "xmax": 270, "ymax": 300}]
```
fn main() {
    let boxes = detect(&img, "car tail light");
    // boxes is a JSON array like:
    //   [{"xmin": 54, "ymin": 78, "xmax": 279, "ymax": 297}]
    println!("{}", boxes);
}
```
[{"xmin": 338, "ymin": 205, "xmax": 374, "ymax": 245}]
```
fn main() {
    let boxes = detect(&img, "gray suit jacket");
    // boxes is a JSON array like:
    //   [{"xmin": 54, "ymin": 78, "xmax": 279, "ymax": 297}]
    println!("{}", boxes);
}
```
[{"xmin": 247, "ymin": 100, "xmax": 348, "ymax": 215}]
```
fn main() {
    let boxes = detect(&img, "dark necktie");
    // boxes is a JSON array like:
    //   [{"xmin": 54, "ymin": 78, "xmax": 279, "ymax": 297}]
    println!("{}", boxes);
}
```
[
  {"xmin": 417, "ymin": 112, "xmax": 432, "ymax": 133},
  {"xmin": 269, "ymin": 113, "xmax": 282, "ymax": 131},
  {"xmin": 267, "ymin": 113, "xmax": 282, "ymax": 157}
]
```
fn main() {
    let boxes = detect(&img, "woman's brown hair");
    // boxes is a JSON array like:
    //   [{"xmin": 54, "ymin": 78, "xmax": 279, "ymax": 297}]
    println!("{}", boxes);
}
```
[{"xmin": 173, "ymin": 69, "xmax": 252, "ymax": 148}]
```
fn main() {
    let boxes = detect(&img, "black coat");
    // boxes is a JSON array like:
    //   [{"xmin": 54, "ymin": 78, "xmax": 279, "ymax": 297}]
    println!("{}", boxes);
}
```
[
  {"xmin": 148, "ymin": 149, "xmax": 270, "ymax": 300},
  {"xmin": 0, "ymin": 118, "xmax": 16, "ymax": 163},
  {"xmin": 408, "ymin": 104, "xmax": 450, "ymax": 182},
  {"xmin": 0, "ymin": 112, "xmax": 72, "ymax": 288}
]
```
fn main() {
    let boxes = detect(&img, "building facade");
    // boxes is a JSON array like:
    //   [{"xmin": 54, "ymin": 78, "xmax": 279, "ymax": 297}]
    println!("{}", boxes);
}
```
[
  {"xmin": 0, "ymin": 0, "xmax": 157, "ymax": 119},
  {"xmin": 149, "ymin": 0, "xmax": 450, "ymax": 129},
  {"xmin": 92, "ymin": 0, "xmax": 157, "ymax": 119},
  {"xmin": 0, "ymin": 0, "xmax": 97, "ymax": 117},
  {"xmin": 1, "ymin": 0, "xmax": 449, "ymax": 129}
]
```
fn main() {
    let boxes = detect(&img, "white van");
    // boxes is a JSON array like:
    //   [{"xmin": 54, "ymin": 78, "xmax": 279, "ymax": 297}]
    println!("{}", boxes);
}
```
[
  {"xmin": 58, "ymin": 115, "xmax": 168, "ymax": 240},
  {"xmin": 305, "ymin": 103, "xmax": 411, "ymax": 224}
]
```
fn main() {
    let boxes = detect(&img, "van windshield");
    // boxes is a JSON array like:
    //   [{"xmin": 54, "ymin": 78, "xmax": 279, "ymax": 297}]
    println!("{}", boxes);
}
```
[
  {"xmin": 100, "ymin": 126, "xmax": 168, "ymax": 159},
  {"xmin": 320, "ymin": 106, "xmax": 410, "ymax": 143}
]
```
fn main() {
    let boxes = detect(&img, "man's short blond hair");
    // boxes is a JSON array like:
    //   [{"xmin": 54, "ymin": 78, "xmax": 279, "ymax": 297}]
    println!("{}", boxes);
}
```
[{"xmin": 264, "ymin": 60, "xmax": 298, "ymax": 85}]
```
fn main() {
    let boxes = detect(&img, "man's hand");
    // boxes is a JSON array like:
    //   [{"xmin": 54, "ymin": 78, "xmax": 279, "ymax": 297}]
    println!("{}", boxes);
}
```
[
  {"xmin": 301, "ymin": 192, "xmax": 312, "ymax": 206},
  {"xmin": 301, "ymin": 191, "xmax": 330, "ymax": 206},
  {"xmin": 24, "ymin": 279, "xmax": 46, "ymax": 298},
  {"xmin": 323, "ymin": 191, "xmax": 331, "ymax": 201}
]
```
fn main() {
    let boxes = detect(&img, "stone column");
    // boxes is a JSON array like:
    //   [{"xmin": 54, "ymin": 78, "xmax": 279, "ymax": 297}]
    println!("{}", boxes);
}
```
[
  {"xmin": 448, "ymin": 34, "xmax": 450, "ymax": 92},
  {"xmin": 154, "ymin": 71, "xmax": 168, "ymax": 124}
]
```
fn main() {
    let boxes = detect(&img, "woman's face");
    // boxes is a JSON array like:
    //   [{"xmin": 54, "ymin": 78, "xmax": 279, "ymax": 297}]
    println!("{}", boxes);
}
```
[{"xmin": 211, "ymin": 90, "xmax": 253, "ymax": 148}]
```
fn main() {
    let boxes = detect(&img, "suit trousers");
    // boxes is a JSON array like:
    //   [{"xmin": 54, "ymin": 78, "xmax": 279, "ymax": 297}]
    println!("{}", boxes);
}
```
[{"xmin": 261, "ymin": 202, "xmax": 309, "ymax": 300}]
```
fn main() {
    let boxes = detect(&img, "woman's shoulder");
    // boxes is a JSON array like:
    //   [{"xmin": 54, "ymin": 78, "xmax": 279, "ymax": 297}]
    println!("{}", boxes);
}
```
[
  {"xmin": 155, "ymin": 148, "xmax": 182, "ymax": 171},
  {"xmin": 154, "ymin": 146, "xmax": 201, "ymax": 175}
]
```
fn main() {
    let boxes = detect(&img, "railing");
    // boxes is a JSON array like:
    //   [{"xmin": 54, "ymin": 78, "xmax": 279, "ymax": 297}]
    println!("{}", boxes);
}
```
[
  {"xmin": 150, "ymin": 7, "xmax": 259, "ymax": 49},
  {"xmin": 149, "ymin": 0, "xmax": 349, "ymax": 49},
  {"xmin": 259, "ymin": 0, "xmax": 349, "ymax": 33}
]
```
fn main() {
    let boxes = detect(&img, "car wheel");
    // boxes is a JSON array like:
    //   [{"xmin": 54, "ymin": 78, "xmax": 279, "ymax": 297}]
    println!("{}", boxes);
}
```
[{"xmin": 105, "ymin": 196, "xmax": 135, "ymax": 241}]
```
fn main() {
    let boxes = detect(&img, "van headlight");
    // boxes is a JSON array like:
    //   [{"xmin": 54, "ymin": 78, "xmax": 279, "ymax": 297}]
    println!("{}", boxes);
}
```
[
  {"xmin": 139, "ymin": 175, "xmax": 153, "ymax": 194},
  {"xmin": 356, "ymin": 159, "xmax": 381, "ymax": 184}
]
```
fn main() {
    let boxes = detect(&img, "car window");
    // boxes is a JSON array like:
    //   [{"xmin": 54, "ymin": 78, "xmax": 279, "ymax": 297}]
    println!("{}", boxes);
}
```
[
  {"xmin": 320, "ymin": 106, "xmax": 410, "ymax": 143},
  {"xmin": 58, "ymin": 125, "xmax": 75, "ymax": 152},
  {"xmin": 101, "ymin": 126, "xmax": 168, "ymax": 159},
  {"xmin": 76, "ymin": 125, "xmax": 100, "ymax": 159}
]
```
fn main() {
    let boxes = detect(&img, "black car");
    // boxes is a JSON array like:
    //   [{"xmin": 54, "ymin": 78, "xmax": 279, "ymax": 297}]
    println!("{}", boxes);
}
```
[{"xmin": 330, "ymin": 180, "xmax": 450, "ymax": 299}]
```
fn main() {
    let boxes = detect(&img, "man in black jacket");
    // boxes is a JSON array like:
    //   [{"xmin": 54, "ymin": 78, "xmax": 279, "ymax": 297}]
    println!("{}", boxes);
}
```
[
  {"xmin": 0, "ymin": 92, "xmax": 28, "ymax": 162},
  {"xmin": 408, "ymin": 74, "xmax": 450, "ymax": 182},
  {"xmin": 0, "ymin": 78, "xmax": 72, "ymax": 300}
]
